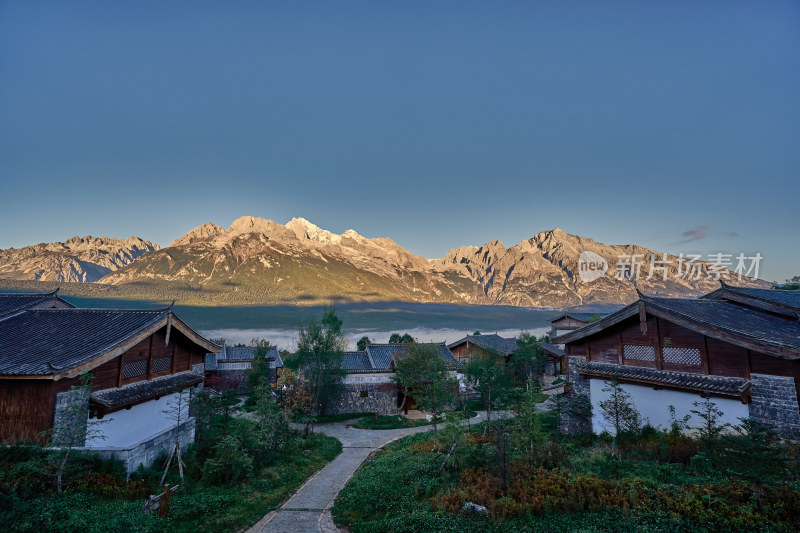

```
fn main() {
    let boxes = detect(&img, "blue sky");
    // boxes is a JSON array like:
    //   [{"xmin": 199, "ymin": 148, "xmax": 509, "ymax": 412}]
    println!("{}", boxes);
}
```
[{"xmin": 1, "ymin": 1, "xmax": 797, "ymax": 281}]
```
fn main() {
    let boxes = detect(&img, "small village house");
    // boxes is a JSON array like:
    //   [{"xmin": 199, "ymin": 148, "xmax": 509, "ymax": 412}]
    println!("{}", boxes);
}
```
[
  {"xmin": 449, "ymin": 333, "xmax": 565, "ymax": 377},
  {"xmin": 549, "ymin": 312, "xmax": 602, "ymax": 339},
  {"xmin": 448, "ymin": 334, "xmax": 518, "ymax": 365},
  {"xmin": 0, "ymin": 291, "xmax": 221, "ymax": 474},
  {"xmin": 205, "ymin": 342, "xmax": 284, "ymax": 392},
  {"xmin": 553, "ymin": 284, "xmax": 800, "ymax": 438},
  {"xmin": 328, "ymin": 343, "xmax": 463, "ymax": 415}
]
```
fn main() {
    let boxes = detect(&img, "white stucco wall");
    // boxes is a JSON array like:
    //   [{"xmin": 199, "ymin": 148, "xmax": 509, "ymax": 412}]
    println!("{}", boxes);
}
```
[
  {"xmin": 341, "ymin": 373, "xmax": 394, "ymax": 385},
  {"xmin": 85, "ymin": 392, "xmax": 191, "ymax": 448},
  {"xmin": 589, "ymin": 378, "xmax": 748, "ymax": 435}
]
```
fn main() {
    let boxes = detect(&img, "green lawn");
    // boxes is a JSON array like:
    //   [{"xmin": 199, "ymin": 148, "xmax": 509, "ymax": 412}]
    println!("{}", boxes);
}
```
[{"xmin": 353, "ymin": 415, "xmax": 432, "ymax": 430}]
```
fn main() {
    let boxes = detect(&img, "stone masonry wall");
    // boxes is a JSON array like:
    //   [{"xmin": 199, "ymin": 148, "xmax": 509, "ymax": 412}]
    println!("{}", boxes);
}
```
[
  {"xmin": 749, "ymin": 374, "xmax": 800, "ymax": 439},
  {"xmin": 89, "ymin": 419, "xmax": 195, "ymax": 476},
  {"xmin": 325, "ymin": 383, "xmax": 399, "ymax": 416},
  {"xmin": 52, "ymin": 388, "xmax": 90, "ymax": 446},
  {"xmin": 559, "ymin": 355, "xmax": 593, "ymax": 435}
]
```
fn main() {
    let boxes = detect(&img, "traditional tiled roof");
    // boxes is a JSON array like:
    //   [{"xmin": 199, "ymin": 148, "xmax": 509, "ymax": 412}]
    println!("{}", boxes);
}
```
[
  {"xmin": 225, "ymin": 346, "xmax": 256, "ymax": 360},
  {"xmin": 0, "ymin": 290, "xmax": 72, "ymax": 320},
  {"xmin": 222, "ymin": 345, "xmax": 284, "ymax": 367},
  {"xmin": 551, "ymin": 312, "xmax": 604, "ymax": 323},
  {"xmin": 643, "ymin": 296, "xmax": 800, "ymax": 357},
  {"xmin": 539, "ymin": 342, "xmax": 565, "ymax": 358},
  {"xmin": 91, "ymin": 370, "xmax": 203, "ymax": 409},
  {"xmin": 577, "ymin": 361, "xmax": 750, "ymax": 398},
  {"xmin": 553, "ymin": 293, "xmax": 800, "ymax": 360},
  {"xmin": 0, "ymin": 308, "xmax": 220, "ymax": 377},
  {"xmin": 341, "ymin": 351, "xmax": 372, "ymax": 371},
  {"xmin": 365, "ymin": 343, "xmax": 462, "ymax": 371},
  {"xmin": 448, "ymin": 334, "xmax": 519, "ymax": 355},
  {"xmin": 704, "ymin": 284, "xmax": 800, "ymax": 317}
]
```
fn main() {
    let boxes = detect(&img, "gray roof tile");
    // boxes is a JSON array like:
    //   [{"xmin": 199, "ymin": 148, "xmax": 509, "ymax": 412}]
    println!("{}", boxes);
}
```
[
  {"xmin": 0, "ymin": 308, "xmax": 170, "ymax": 375},
  {"xmin": 578, "ymin": 361, "xmax": 750, "ymax": 397},
  {"xmin": 91, "ymin": 370, "xmax": 203, "ymax": 408},
  {"xmin": 0, "ymin": 291, "xmax": 66, "ymax": 320},
  {"xmin": 365, "ymin": 343, "xmax": 462, "ymax": 371},
  {"xmin": 449, "ymin": 334, "xmax": 519, "ymax": 355}
]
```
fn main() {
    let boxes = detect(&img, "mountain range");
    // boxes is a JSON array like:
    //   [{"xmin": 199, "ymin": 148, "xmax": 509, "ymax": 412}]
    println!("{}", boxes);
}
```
[
  {"xmin": 0, "ymin": 236, "xmax": 158, "ymax": 283},
  {"xmin": 0, "ymin": 216, "xmax": 765, "ymax": 307}
]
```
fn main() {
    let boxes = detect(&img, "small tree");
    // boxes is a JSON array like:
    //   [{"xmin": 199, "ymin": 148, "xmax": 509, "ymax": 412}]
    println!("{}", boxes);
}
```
[
  {"xmin": 568, "ymin": 393, "xmax": 593, "ymax": 429},
  {"xmin": 160, "ymin": 387, "xmax": 192, "ymax": 485},
  {"xmin": 388, "ymin": 332, "xmax": 415, "ymax": 344},
  {"xmin": 189, "ymin": 387, "xmax": 218, "ymax": 449},
  {"xmin": 250, "ymin": 383, "xmax": 290, "ymax": 465},
  {"xmin": 668, "ymin": 405, "xmax": 691, "ymax": 437},
  {"xmin": 492, "ymin": 425, "xmax": 512, "ymax": 495},
  {"xmin": 514, "ymin": 332, "xmax": 547, "ymax": 381},
  {"xmin": 464, "ymin": 350, "xmax": 513, "ymax": 432},
  {"xmin": 436, "ymin": 412, "xmax": 470, "ymax": 474},
  {"xmin": 275, "ymin": 368, "xmax": 313, "ymax": 427},
  {"xmin": 394, "ymin": 343, "xmax": 456, "ymax": 439},
  {"xmin": 202, "ymin": 435, "xmax": 253, "ymax": 485},
  {"xmin": 246, "ymin": 338, "xmax": 275, "ymax": 393},
  {"xmin": 599, "ymin": 377, "xmax": 640, "ymax": 439},
  {"xmin": 513, "ymin": 379, "xmax": 547, "ymax": 465},
  {"xmin": 356, "ymin": 336, "xmax": 371, "ymax": 351},
  {"xmin": 690, "ymin": 398, "xmax": 728, "ymax": 451},
  {"xmin": 724, "ymin": 417, "xmax": 788, "ymax": 507},
  {"xmin": 548, "ymin": 393, "xmax": 570, "ymax": 431},
  {"xmin": 295, "ymin": 308, "xmax": 346, "ymax": 419}
]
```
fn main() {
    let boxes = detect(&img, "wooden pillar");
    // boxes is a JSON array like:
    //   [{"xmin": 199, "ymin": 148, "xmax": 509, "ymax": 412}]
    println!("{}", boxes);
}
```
[
  {"xmin": 117, "ymin": 353, "xmax": 124, "ymax": 388},
  {"xmin": 745, "ymin": 349, "xmax": 752, "ymax": 380},
  {"xmin": 617, "ymin": 330, "xmax": 624, "ymax": 366},
  {"xmin": 654, "ymin": 317, "xmax": 663, "ymax": 371},
  {"xmin": 147, "ymin": 336, "xmax": 154, "ymax": 380},
  {"xmin": 700, "ymin": 335, "xmax": 710, "ymax": 375}
]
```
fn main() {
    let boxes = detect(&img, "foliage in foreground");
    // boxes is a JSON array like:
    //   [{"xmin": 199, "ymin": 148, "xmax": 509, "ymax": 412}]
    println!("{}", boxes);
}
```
[
  {"xmin": 333, "ymin": 412, "xmax": 800, "ymax": 533},
  {"xmin": 1, "ymin": 388, "xmax": 342, "ymax": 533}
]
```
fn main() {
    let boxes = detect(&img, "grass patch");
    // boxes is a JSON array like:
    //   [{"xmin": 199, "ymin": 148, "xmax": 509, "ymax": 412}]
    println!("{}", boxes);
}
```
[
  {"xmin": 313, "ymin": 412, "xmax": 374, "ymax": 424},
  {"xmin": 2, "ymin": 432, "xmax": 342, "ymax": 533},
  {"xmin": 332, "ymin": 418, "xmax": 800, "ymax": 533},
  {"xmin": 353, "ymin": 415, "xmax": 432, "ymax": 430}
]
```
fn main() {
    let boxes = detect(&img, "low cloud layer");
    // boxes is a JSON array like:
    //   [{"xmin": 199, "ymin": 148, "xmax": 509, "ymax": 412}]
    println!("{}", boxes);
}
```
[{"xmin": 201, "ymin": 326, "xmax": 550, "ymax": 351}]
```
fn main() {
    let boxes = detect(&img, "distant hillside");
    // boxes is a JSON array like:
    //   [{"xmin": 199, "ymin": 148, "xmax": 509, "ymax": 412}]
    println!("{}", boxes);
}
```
[
  {"xmin": 0, "ymin": 236, "xmax": 159, "ymax": 283},
  {"xmin": 92, "ymin": 216, "xmax": 764, "ymax": 306}
]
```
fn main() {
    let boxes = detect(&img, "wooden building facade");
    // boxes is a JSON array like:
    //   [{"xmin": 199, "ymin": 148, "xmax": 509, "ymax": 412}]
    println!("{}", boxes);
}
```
[
  {"xmin": 0, "ymin": 294, "xmax": 220, "ymax": 456},
  {"xmin": 553, "ymin": 285, "xmax": 800, "ymax": 437}
]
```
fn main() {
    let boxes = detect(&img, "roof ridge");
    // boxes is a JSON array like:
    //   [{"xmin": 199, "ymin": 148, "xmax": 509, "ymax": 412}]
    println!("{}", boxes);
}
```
[
  {"xmin": 0, "ymin": 290, "xmax": 59, "ymax": 297},
  {"xmin": 29, "ymin": 307, "xmax": 169, "ymax": 313}
]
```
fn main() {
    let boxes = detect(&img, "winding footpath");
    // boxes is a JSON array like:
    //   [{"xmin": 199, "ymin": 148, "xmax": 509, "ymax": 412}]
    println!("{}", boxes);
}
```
[{"xmin": 246, "ymin": 413, "xmax": 502, "ymax": 533}]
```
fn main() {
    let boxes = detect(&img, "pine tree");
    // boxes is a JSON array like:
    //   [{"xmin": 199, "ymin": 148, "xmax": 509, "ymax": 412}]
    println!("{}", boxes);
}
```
[{"xmin": 599, "ymin": 377, "xmax": 640, "ymax": 439}]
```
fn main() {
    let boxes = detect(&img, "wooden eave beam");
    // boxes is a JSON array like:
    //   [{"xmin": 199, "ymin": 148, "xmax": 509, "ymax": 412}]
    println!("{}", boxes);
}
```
[
  {"xmin": 644, "ymin": 304, "xmax": 800, "ymax": 361},
  {"xmin": 577, "ymin": 370, "xmax": 751, "ymax": 400}
]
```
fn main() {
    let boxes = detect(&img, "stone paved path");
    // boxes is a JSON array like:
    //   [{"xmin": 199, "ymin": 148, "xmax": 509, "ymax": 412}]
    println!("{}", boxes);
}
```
[{"xmin": 246, "ymin": 413, "xmax": 505, "ymax": 533}]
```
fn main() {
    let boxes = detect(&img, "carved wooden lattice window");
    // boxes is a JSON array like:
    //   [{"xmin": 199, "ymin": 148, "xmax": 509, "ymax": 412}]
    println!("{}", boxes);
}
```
[
  {"xmin": 152, "ymin": 356, "xmax": 173, "ymax": 373},
  {"xmin": 623, "ymin": 345, "xmax": 655, "ymax": 361},
  {"xmin": 663, "ymin": 347, "xmax": 702, "ymax": 366},
  {"xmin": 123, "ymin": 359, "xmax": 147, "ymax": 378}
]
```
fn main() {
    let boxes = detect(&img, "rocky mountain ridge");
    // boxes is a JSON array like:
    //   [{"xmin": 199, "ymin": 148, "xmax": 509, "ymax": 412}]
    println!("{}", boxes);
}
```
[
  {"xmin": 92, "ymin": 216, "xmax": 763, "ymax": 307},
  {"xmin": 0, "ymin": 236, "xmax": 159, "ymax": 283}
]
